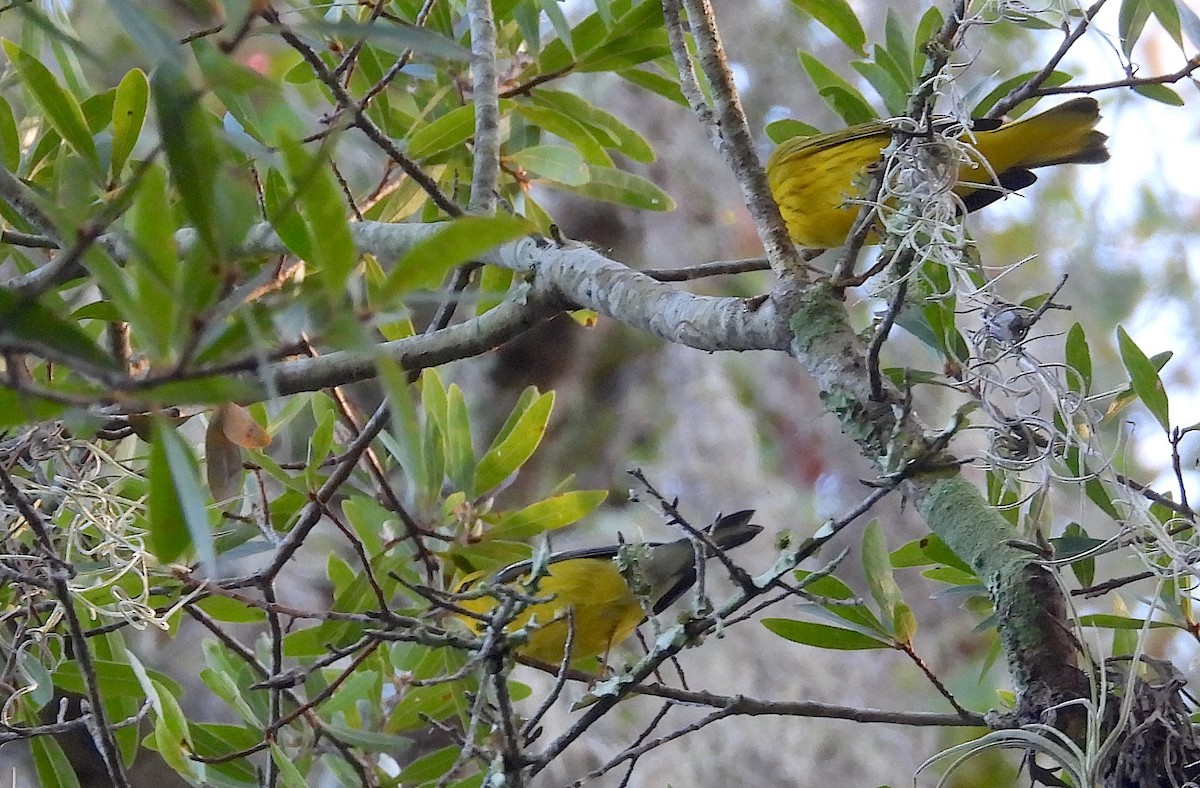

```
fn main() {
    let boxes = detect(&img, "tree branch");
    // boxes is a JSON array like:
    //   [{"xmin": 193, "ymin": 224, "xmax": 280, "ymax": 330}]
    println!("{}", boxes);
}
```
[
  {"xmin": 663, "ymin": 0, "xmax": 806, "ymax": 280},
  {"xmin": 467, "ymin": 0, "xmax": 500, "ymax": 215}
]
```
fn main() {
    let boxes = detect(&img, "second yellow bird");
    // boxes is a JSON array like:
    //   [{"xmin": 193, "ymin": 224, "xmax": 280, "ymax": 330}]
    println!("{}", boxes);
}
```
[
  {"xmin": 452, "ymin": 511, "xmax": 762, "ymax": 664},
  {"xmin": 766, "ymin": 97, "xmax": 1109, "ymax": 249}
]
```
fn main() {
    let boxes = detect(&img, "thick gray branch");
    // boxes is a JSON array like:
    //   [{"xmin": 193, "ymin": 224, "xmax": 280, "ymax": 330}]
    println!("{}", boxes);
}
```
[
  {"xmin": 4, "ymin": 221, "xmax": 791, "ymax": 401},
  {"xmin": 778, "ymin": 278, "xmax": 1083, "ymax": 723},
  {"xmin": 7, "ymin": 223, "xmax": 788, "ymax": 360}
]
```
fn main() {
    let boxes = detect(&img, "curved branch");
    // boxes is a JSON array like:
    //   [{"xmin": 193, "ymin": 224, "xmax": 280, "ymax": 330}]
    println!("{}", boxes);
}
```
[
  {"xmin": 1032, "ymin": 54, "xmax": 1200, "ymax": 97},
  {"xmin": 7, "ymin": 221, "xmax": 792, "ymax": 406},
  {"xmin": 259, "ymin": 286, "xmax": 565, "ymax": 397}
]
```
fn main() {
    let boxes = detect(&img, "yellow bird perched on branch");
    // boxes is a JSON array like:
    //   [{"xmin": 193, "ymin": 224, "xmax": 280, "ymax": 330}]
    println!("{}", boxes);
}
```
[
  {"xmin": 765, "ymin": 97, "xmax": 1109, "ymax": 249},
  {"xmin": 451, "ymin": 510, "xmax": 763, "ymax": 665}
]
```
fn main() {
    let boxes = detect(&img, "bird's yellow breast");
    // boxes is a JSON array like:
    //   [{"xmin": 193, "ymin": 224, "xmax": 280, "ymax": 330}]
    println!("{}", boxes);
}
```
[{"xmin": 454, "ymin": 557, "xmax": 647, "ymax": 665}]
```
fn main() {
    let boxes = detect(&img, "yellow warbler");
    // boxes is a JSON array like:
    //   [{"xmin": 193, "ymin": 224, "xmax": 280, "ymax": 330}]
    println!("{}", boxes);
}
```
[
  {"xmin": 452, "ymin": 511, "xmax": 762, "ymax": 664},
  {"xmin": 766, "ymin": 97, "xmax": 1109, "ymax": 248}
]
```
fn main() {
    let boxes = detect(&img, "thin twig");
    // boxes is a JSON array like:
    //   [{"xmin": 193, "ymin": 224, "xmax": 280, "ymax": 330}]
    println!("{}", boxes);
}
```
[
  {"xmin": 261, "ymin": 580, "xmax": 283, "ymax": 788},
  {"xmin": 1029, "ymin": 54, "xmax": 1200, "ymax": 100},
  {"xmin": 0, "ymin": 701, "xmax": 150, "ymax": 746},
  {"xmin": 263, "ymin": 8, "xmax": 462, "ymax": 218},
  {"xmin": 641, "ymin": 257, "xmax": 772, "ymax": 281},
  {"xmin": 987, "ymin": 0, "xmax": 1107, "ymax": 118},
  {"xmin": 500, "ymin": 63, "xmax": 576, "ymax": 98},
  {"xmin": 867, "ymin": 249, "xmax": 913, "ymax": 401},
  {"xmin": 663, "ymin": 0, "xmax": 806, "ymax": 280},
  {"xmin": 221, "ymin": 403, "xmax": 395, "ymax": 588}
]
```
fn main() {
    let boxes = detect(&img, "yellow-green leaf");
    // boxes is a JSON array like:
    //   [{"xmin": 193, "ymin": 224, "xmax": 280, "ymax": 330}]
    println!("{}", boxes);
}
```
[
  {"xmin": 382, "ymin": 214, "xmax": 531, "ymax": 298},
  {"xmin": 111, "ymin": 68, "xmax": 148, "ymax": 180},
  {"xmin": 474, "ymin": 390, "xmax": 554, "ymax": 495},
  {"xmin": 3, "ymin": 40, "xmax": 98, "ymax": 170}
]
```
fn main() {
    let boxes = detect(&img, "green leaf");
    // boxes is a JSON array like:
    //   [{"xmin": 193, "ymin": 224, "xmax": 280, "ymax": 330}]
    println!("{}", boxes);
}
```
[
  {"xmin": 0, "ymin": 289, "xmax": 120, "ymax": 371},
  {"xmin": 107, "ymin": 0, "xmax": 183, "ymax": 65},
  {"xmin": 513, "ymin": 3, "xmax": 541, "ymax": 52},
  {"xmin": 409, "ymin": 103, "xmax": 485, "ymax": 160},
  {"xmin": 444, "ymin": 384, "xmax": 476, "ymax": 493},
  {"xmin": 279, "ymin": 138, "xmax": 357, "ymax": 297},
  {"xmin": 491, "ymin": 490, "xmax": 609, "ymax": 540},
  {"xmin": 323, "ymin": 718, "xmax": 415, "ymax": 754},
  {"xmin": 548, "ymin": 164, "xmax": 673, "ymax": 210},
  {"xmin": 892, "ymin": 601, "xmax": 917, "ymax": 645},
  {"xmin": 618, "ymin": 68, "xmax": 687, "ymax": 106},
  {"xmin": 851, "ymin": 57, "xmax": 906, "ymax": 117},
  {"xmin": 509, "ymin": 144, "xmax": 589, "ymax": 185},
  {"xmin": 18, "ymin": 649, "xmax": 55, "ymax": 709},
  {"xmin": 1065, "ymin": 322, "xmax": 1092, "ymax": 394},
  {"xmin": 765, "ymin": 119, "xmax": 822, "ymax": 144},
  {"xmin": 861, "ymin": 519, "xmax": 907, "ymax": 639},
  {"xmin": 0, "ymin": 96, "xmax": 20, "ymax": 172},
  {"xmin": 3, "ymin": 39, "xmax": 98, "ymax": 171},
  {"xmin": 271, "ymin": 743, "xmax": 310, "ymax": 788},
  {"xmin": 882, "ymin": 9, "xmax": 914, "ymax": 86},
  {"xmin": 799, "ymin": 51, "xmax": 877, "ymax": 124},
  {"xmin": 1068, "ymin": 446, "xmax": 1123, "ymax": 521},
  {"xmin": 200, "ymin": 664, "xmax": 264, "ymax": 726},
  {"xmin": 306, "ymin": 403, "xmax": 336, "ymax": 488},
  {"xmin": 193, "ymin": 595, "xmax": 267, "ymax": 624},
  {"xmin": 31, "ymin": 737, "xmax": 82, "ymax": 788},
  {"xmin": 295, "ymin": 18, "xmax": 470, "ymax": 62},
  {"xmin": 1132, "ymin": 82, "xmax": 1185, "ymax": 106},
  {"xmin": 149, "ymin": 418, "xmax": 216, "ymax": 572},
  {"xmin": 152, "ymin": 60, "xmax": 220, "ymax": 255},
  {"xmin": 892, "ymin": 533, "xmax": 974, "ymax": 576},
  {"xmin": 421, "ymin": 413, "xmax": 447, "ymax": 508},
  {"xmin": 124, "ymin": 163, "xmax": 178, "ymax": 359},
  {"xmin": 792, "ymin": 569, "xmax": 856, "ymax": 600},
  {"xmin": 264, "ymin": 167, "xmax": 313, "ymax": 261},
  {"xmin": 189, "ymin": 723, "xmax": 261, "ymax": 782},
  {"xmin": 913, "ymin": 6, "xmax": 944, "ymax": 74},
  {"xmin": 110, "ymin": 68, "xmax": 148, "ymax": 180},
  {"xmin": 1117, "ymin": 326, "xmax": 1170, "ymax": 432},
  {"xmin": 128, "ymin": 652, "xmax": 197, "ymax": 779},
  {"xmin": 474, "ymin": 390, "xmax": 555, "ymax": 495},
  {"xmin": 1179, "ymin": 0, "xmax": 1200, "ymax": 51},
  {"xmin": 395, "ymin": 746, "xmax": 462, "ymax": 783},
  {"xmin": 382, "ymin": 214, "xmax": 531, "ymax": 298},
  {"xmin": 53, "ymin": 658, "xmax": 183, "ymax": 701},
  {"xmin": 341, "ymin": 496, "xmax": 388, "ymax": 557},
  {"xmin": 922, "ymin": 565, "xmax": 981, "ymax": 586},
  {"xmin": 1058, "ymin": 523, "xmax": 1097, "ymax": 588},
  {"xmin": 316, "ymin": 670, "xmax": 381, "ymax": 721},
  {"xmin": 577, "ymin": 29, "xmax": 670, "ymax": 72},
  {"xmin": 1147, "ymin": 0, "xmax": 1183, "ymax": 47},
  {"xmin": 762, "ymin": 618, "xmax": 891, "ymax": 650},
  {"xmin": 532, "ymin": 90, "xmax": 654, "ymax": 162},
  {"xmin": 1119, "ymin": 0, "xmax": 1152, "ymax": 58},
  {"xmin": 788, "ymin": 0, "xmax": 867, "ymax": 55},
  {"xmin": 514, "ymin": 103, "xmax": 613, "ymax": 166},
  {"xmin": 971, "ymin": 71, "xmax": 1072, "ymax": 118},
  {"xmin": 538, "ymin": 0, "xmax": 574, "ymax": 56},
  {"xmin": 0, "ymin": 389, "xmax": 65, "ymax": 430}
]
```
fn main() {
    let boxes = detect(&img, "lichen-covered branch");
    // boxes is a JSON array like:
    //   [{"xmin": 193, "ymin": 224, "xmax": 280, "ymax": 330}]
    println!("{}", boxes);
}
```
[{"xmin": 778, "ymin": 278, "xmax": 1083, "ymax": 722}]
